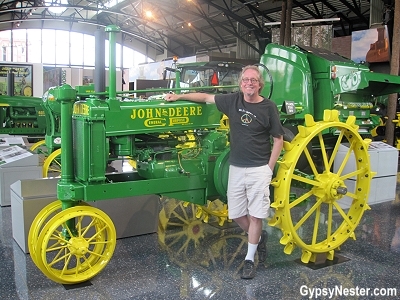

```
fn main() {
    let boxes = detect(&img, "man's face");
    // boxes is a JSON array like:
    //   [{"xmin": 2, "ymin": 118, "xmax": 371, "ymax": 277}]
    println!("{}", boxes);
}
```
[{"xmin": 240, "ymin": 69, "xmax": 260, "ymax": 97}]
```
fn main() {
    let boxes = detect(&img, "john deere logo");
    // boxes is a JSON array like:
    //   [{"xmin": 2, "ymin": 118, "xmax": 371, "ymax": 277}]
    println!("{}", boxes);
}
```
[{"xmin": 131, "ymin": 106, "xmax": 202, "ymax": 127}]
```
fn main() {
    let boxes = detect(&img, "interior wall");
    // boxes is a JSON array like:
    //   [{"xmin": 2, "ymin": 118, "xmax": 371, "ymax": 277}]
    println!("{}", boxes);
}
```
[{"xmin": 332, "ymin": 36, "xmax": 352, "ymax": 58}]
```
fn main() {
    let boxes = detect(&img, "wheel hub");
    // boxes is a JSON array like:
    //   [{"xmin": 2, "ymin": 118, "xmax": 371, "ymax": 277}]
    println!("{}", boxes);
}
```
[
  {"xmin": 313, "ymin": 173, "xmax": 347, "ymax": 203},
  {"xmin": 187, "ymin": 220, "xmax": 204, "ymax": 241},
  {"xmin": 68, "ymin": 237, "xmax": 89, "ymax": 256}
]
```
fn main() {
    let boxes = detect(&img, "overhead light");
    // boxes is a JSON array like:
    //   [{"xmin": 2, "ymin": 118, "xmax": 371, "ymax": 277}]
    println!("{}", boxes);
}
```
[
  {"xmin": 145, "ymin": 11, "xmax": 153, "ymax": 18},
  {"xmin": 264, "ymin": 18, "xmax": 340, "ymax": 26}
]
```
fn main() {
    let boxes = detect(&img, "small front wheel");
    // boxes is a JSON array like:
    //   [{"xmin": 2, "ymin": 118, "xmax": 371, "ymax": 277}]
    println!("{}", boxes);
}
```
[{"xmin": 35, "ymin": 205, "xmax": 116, "ymax": 284}]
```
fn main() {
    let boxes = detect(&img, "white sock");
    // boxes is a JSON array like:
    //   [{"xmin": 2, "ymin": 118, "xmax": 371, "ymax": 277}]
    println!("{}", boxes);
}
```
[{"xmin": 245, "ymin": 242, "xmax": 258, "ymax": 262}]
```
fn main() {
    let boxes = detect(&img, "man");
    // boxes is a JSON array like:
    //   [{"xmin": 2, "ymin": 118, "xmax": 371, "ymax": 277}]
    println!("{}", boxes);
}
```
[{"xmin": 165, "ymin": 65, "xmax": 284, "ymax": 279}]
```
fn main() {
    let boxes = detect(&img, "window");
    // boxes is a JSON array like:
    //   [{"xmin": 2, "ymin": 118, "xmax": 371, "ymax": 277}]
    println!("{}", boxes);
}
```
[
  {"xmin": 83, "ymin": 34, "xmax": 95, "ymax": 67},
  {"xmin": 55, "ymin": 31, "xmax": 69, "ymax": 65},
  {"xmin": 27, "ymin": 29, "xmax": 41, "ymax": 63},
  {"xmin": 0, "ymin": 31, "xmax": 11, "ymax": 61},
  {"xmin": 42, "ymin": 29, "xmax": 56, "ymax": 64},
  {"xmin": 70, "ymin": 32, "xmax": 83, "ymax": 66},
  {"xmin": 0, "ymin": 28, "xmax": 153, "ymax": 71},
  {"xmin": 123, "ymin": 46, "xmax": 134, "ymax": 68},
  {"xmin": 12, "ymin": 29, "xmax": 27, "ymax": 62}
]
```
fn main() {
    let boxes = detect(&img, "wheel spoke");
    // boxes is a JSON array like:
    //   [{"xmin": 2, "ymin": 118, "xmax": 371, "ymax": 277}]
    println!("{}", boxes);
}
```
[
  {"xmin": 166, "ymin": 222, "xmax": 185, "ymax": 227},
  {"xmin": 293, "ymin": 198, "xmax": 323, "ymax": 231},
  {"xmin": 171, "ymin": 210, "xmax": 191, "ymax": 225},
  {"xmin": 80, "ymin": 218, "xmax": 97, "ymax": 236},
  {"xmin": 304, "ymin": 146, "xmax": 319, "ymax": 177},
  {"xmin": 49, "ymin": 232, "xmax": 68, "ymax": 244},
  {"xmin": 288, "ymin": 190, "xmax": 314, "ymax": 209},
  {"xmin": 60, "ymin": 255, "xmax": 73, "ymax": 277},
  {"xmin": 48, "ymin": 251, "xmax": 70, "ymax": 267},
  {"xmin": 177, "ymin": 238, "xmax": 190, "ymax": 255},
  {"xmin": 46, "ymin": 242, "xmax": 66, "ymax": 253},
  {"xmin": 334, "ymin": 140, "xmax": 356, "ymax": 176},
  {"xmin": 318, "ymin": 132, "xmax": 329, "ymax": 171},
  {"xmin": 63, "ymin": 222, "xmax": 75, "ymax": 238},
  {"xmin": 179, "ymin": 203, "xmax": 190, "ymax": 221},
  {"xmin": 327, "ymin": 203, "xmax": 333, "ymax": 240},
  {"xmin": 332, "ymin": 202, "xmax": 356, "ymax": 229},
  {"xmin": 86, "ymin": 249, "xmax": 107, "ymax": 258},
  {"xmin": 228, "ymin": 238, "xmax": 246, "ymax": 267},
  {"xmin": 292, "ymin": 174, "xmax": 321, "ymax": 187},
  {"xmin": 327, "ymin": 129, "xmax": 345, "ymax": 169},
  {"xmin": 341, "ymin": 191, "xmax": 358, "ymax": 200},
  {"xmin": 311, "ymin": 205, "xmax": 321, "ymax": 245},
  {"xmin": 340, "ymin": 167, "xmax": 366, "ymax": 180},
  {"xmin": 89, "ymin": 240, "xmax": 110, "ymax": 245},
  {"xmin": 87, "ymin": 223, "xmax": 110, "ymax": 243}
]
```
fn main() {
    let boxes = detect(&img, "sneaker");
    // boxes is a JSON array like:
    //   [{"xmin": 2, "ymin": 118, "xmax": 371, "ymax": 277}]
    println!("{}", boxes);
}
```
[
  {"xmin": 257, "ymin": 230, "xmax": 268, "ymax": 263},
  {"xmin": 241, "ymin": 260, "xmax": 256, "ymax": 279}
]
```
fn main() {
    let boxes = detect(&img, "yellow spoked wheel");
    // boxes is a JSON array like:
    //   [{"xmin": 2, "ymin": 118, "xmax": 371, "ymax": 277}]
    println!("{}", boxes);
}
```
[
  {"xmin": 206, "ymin": 233, "xmax": 260, "ymax": 276},
  {"xmin": 28, "ymin": 200, "xmax": 62, "ymax": 265},
  {"xmin": 269, "ymin": 110, "xmax": 375, "ymax": 264},
  {"xmin": 159, "ymin": 199, "xmax": 206, "ymax": 251},
  {"xmin": 34, "ymin": 205, "xmax": 116, "ymax": 284},
  {"xmin": 43, "ymin": 148, "xmax": 61, "ymax": 177},
  {"xmin": 195, "ymin": 200, "xmax": 230, "ymax": 226},
  {"xmin": 29, "ymin": 140, "xmax": 49, "ymax": 166},
  {"xmin": 28, "ymin": 200, "xmax": 89, "ymax": 266}
]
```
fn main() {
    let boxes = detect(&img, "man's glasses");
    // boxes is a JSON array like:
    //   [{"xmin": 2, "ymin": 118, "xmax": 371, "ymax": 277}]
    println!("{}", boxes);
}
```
[{"xmin": 242, "ymin": 78, "xmax": 259, "ymax": 84}]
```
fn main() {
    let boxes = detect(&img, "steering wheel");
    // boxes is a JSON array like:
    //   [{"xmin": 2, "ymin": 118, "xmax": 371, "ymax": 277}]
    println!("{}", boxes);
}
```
[{"xmin": 254, "ymin": 63, "xmax": 273, "ymax": 99}]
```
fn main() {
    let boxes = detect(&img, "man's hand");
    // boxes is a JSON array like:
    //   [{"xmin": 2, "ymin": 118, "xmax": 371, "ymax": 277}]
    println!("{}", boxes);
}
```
[{"xmin": 164, "ymin": 93, "xmax": 178, "ymax": 102}]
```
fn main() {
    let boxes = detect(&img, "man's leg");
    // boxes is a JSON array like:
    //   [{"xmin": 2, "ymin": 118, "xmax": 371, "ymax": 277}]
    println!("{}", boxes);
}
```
[
  {"xmin": 234, "ymin": 215, "xmax": 263, "ymax": 279},
  {"xmin": 233, "ymin": 215, "xmax": 263, "ymax": 258},
  {"xmin": 247, "ymin": 215, "xmax": 263, "ymax": 245}
]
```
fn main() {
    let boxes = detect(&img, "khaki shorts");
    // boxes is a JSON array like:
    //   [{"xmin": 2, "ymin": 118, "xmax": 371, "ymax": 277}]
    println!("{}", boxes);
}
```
[{"xmin": 227, "ymin": 164, "xmax": 272, "ymax": 219}]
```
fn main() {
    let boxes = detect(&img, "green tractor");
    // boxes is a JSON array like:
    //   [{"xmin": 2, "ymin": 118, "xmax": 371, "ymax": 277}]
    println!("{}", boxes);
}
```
[{"xmin": 27, "ymin": 26, "xmax": 400, "ymax": 284}]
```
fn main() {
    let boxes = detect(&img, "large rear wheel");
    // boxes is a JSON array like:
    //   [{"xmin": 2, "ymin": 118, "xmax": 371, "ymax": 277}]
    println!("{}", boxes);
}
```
[{"xmin": 270, "ymin": 110, "xmax": 374, "ymax": 263}]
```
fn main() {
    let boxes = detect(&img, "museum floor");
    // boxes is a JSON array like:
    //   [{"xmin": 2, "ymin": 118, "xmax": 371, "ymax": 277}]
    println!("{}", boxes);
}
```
[{"xmin": 1, "ymin": 179, "xmax": 400, "ymax": 300}]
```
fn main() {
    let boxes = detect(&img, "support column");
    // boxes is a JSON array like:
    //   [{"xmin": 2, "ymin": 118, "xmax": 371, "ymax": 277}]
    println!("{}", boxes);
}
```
[{"xmin": 386, "ymin": 1, "xmax": 400, "ymax": 145}]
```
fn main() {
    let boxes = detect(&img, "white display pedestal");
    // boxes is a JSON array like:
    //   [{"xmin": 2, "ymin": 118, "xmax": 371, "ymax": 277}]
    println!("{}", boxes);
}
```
[
  {"xmin": 0, "ymin": 146, "xmax": 41, "ymax": 206},
  {"xmin": 11, "ymin": 177, "xmax": 160, "ymax": 253},
  {"xmin": 334, "ymin": 141, "xmax": 398, "ymax": 209},
  {"xmin": 11, "ymin": 177, "xmax": 59, "ymax": 253}
]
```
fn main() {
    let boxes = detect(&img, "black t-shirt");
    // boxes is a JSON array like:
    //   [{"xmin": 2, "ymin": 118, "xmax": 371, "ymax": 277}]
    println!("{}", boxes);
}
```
[{"xmin": 215, "ymin": 92, "xmax": 284, "ymax": 167}]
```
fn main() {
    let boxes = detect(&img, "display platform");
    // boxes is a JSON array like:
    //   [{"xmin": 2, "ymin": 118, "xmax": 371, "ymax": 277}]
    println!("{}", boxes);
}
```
[
  {"xmin": 334, "ymin": 141, "xmax": 398, "ymax": 209},
  {"xmin": 11, "ymin": 177, "xmax": 160, "ymax": 253},
  {"xmin": 0, "ymin": 146, "xmax": 41, "ymax": 206}
]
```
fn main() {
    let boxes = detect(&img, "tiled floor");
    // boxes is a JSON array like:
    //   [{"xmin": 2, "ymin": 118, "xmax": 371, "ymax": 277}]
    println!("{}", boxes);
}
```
[{"xmin": 1, "ymin": 186, "xmax": 400, "ymax": 299}]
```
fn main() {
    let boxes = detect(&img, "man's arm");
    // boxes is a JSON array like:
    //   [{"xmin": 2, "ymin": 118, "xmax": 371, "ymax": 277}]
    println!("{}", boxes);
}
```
[
  {"xmin": 164, "ymin": 93, "xmax": 215, "ymax": 103},
  {"xmin": 268, "ymin": 135, "xmax": 283, "ymax": 170}
]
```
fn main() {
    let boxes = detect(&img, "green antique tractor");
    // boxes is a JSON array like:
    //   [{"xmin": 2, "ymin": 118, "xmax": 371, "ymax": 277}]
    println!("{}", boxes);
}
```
[
  {"xmin": 28, "ymin": 25, "xmax": 400, "ymax": 284},
  {"xmin": 0, "ymin": 91, "xmax": 63, "ymax": 176},
  {"xmin": 0, "ymin": 85, "xmax": 88, "ymax": 177}
]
